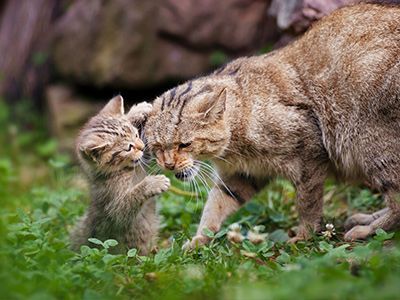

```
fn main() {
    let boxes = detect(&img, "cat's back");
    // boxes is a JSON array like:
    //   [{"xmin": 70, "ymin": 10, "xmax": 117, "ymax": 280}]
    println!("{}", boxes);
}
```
[{"xmin": 283, "ymin": 4, "xmax": 400, "ymax": 85}]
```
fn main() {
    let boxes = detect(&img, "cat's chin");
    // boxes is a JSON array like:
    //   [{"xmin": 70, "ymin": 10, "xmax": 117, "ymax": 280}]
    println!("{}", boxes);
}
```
[{"xmin": 175, "ymin": 165, "xmax": 199, "ymax": 182}]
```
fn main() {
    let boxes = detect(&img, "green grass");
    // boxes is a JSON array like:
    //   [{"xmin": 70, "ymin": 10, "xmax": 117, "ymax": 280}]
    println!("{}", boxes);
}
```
[{"xmin": 1, "ymin": 102, "xmax": 400, "ymax": 300}]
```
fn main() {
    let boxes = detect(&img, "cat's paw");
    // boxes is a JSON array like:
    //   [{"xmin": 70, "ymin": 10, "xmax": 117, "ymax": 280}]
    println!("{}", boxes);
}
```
[
  {"xmin": 144, "ymin": 175, "xmax": 170, "ymax": 197},
  {"xmin": 133, "ymin": 102, "xmax": 153, "ymax": 116},
  {"xmin": 287, "ymin": 225, "xmax": 312, "ymax": 244},
  {"xmin": 344, "ymin": 213, "xmax": 374, "ymax": 231},
  {"xmin": 182, "ymin": 235, "xmax": 210, "ymax": 251},
  {"xmin": 344, "ymin": 225, "xmax": 372, "ymax": 241}
]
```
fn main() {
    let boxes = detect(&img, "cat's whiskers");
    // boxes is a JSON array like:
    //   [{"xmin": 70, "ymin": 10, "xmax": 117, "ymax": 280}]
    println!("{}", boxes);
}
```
[
  {"xmin": 213, "ymin": 155, "xmax": 233, "ymax": 165},
  {"xmin": 195, "ymin": 160, "xmax": 240, "ymax": 203},
  {"xmin": 197, "ymin": 166, "xmax": 228, "ymax": 201},
  {"xmin": 138, "ymin": 161, "xmax": 146, "ymax": 174},
  {"xmin": 139, "ymin": 158, "xmax": 151, "ymax": 168}
]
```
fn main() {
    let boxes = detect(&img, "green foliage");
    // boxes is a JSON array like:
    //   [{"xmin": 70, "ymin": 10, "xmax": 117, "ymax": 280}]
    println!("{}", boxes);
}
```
[
  {"xmin": 32, "ymin": 51, "xmax": 49, "ymax": 66},
  {"xmin": 1, "ymin": 102, "xmax": 400, "ymax": 299},
  {"xmin": 210, "ymin": 51, "xmax": 229, "ymax": 67}
]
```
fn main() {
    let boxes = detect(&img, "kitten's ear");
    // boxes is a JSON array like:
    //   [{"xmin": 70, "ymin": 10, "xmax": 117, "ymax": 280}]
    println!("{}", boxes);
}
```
[
  {"xmin": 79, "ymin": 138, "xmax": 109, "ymax": 162},
  {"xmin": 197, "ymin": 88, "xmax": 226, "ymax": 120},
  {"xmin": 99, "ymin": 95, "xmax": 124, "ymax": 117},
  {"xmin": 127, "ymin": 101, "xmax": 153, "ymax": 125}
]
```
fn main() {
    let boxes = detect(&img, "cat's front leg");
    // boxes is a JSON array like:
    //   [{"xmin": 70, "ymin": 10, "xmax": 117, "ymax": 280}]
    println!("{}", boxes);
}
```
[
  {"xmin": 183, "ymin": 174, "xmax": 261, "ymax": 250},
  {"xmin": 183, "ymin": 187, "xmax": 240, "ymax": 250},
  {"xmin": 289, "ymin": 165, "xmax": 327, "ymax": 243},
  {"xmin": 104, "ymin": 175, "xmax": 169, "ymax": 224}
]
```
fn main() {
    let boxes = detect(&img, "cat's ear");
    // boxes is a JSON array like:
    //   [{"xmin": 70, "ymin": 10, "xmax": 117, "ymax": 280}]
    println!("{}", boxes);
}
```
[
  {"xmin": 99, "ymin": 95, "xmax": 125, "ymax": 117},
  {"xmin": 197, "ymin": 88, "xmax": 226, "ymax": 120},
  {"xmin": 79, "ymin": 138, "xmax": 109, "ymax": 162},
  {"xmin": 127, "ymin": 101, "xmax": 153, "ymax": 125}
]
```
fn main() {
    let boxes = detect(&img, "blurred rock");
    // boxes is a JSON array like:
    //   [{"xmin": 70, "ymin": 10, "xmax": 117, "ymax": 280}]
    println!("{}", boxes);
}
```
[
  {"xmin": 269, "ymin": 0, "xmax": 400, "ymax": 38},
  {"xmin": 269, "ymin": 0, "xmax": 355, "ymax": 34},
  {"xmin": 51, "ymin": 0, "xmax": 278, "ymax": 88},
  {"xmin": 52, "ymin": 0, "xmax": 160, "ymax": 88},
  {"xmin": 46, "ymin": 85, "xmax": 104, "ymax": 151},
  {"xmin": 52, "ymin": 0, "xmax": 211, "ymax": 88},
  {"xmin": 159, "ymin": 0, "xmax": 276, "ymax": 51}
]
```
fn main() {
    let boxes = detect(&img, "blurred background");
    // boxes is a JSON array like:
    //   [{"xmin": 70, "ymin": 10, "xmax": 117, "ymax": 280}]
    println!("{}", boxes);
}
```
[{"xmin": 4, "ymin": 0, "xmax": 400, "ymax": 152}]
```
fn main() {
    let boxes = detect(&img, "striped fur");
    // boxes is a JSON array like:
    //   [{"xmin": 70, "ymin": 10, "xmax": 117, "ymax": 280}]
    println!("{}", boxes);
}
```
[
  {"xmin": 71, "ymin": 96, "xmax": 170, "ymax": 255},
  {"xmin": 145, "ymin": 4, "xmax": 400, "ymax": 249}
]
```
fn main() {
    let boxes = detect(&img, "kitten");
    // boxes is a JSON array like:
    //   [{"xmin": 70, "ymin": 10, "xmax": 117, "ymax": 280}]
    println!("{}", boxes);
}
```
[
  {"xmin": 144, "ymin": 3, "xmax": 400, "ymax": 249},
  {"xmin": 71, "ymin": 96, "xmax": 170, "ymax": 255}
]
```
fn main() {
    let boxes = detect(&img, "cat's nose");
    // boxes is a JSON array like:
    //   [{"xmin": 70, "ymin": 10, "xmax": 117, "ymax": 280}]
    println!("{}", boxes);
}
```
[
  {"xmin": 135, "ymin": 140, "xmax": 144, "ymax": 151},
  {"xmin": 164, "ymin": 162, "xmax": 175, "ymax": 170}
]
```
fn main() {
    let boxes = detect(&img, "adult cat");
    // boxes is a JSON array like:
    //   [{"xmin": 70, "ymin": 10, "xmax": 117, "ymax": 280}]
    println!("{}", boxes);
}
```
[{"xmin": 145, "ymin": 4, "xmax": 400, "ymax": 248}]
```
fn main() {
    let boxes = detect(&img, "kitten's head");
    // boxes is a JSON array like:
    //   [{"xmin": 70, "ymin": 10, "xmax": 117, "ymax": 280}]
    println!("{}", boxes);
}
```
[
  {"xmin": 77, "ymin": 96, "xmax": 145, "ymax": 175},
  {"xmin": 145, "ymin": 78, "xmax": 231, "ymax": 181}
]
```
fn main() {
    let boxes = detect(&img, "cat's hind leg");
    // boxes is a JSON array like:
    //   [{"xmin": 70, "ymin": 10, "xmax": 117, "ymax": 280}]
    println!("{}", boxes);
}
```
[
  {"xmin": 345, "ymin": 127, "xmax": 400, "ymax": 241},
  {"xmin": 344, "ymin": 208, "xmax": 389, "ymax": 231},
  {"xmin": 345, "ymin": 192, "xmax": 400, "ymax": 241}
]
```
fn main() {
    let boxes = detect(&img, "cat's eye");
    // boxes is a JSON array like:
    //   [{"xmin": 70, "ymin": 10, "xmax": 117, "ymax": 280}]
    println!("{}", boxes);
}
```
[
  {"xmin": 127, "ymin": 144, "xmax": 134, "ymax": 151},
  {"xmin": 179, "ymin": 142, "xmax": 192, "ymax": 149}
]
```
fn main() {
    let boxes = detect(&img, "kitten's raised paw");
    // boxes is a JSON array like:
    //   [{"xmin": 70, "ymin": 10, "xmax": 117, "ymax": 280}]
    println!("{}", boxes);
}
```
[
  {"xmin": 134, "ymin": 102, "xmax": 153, "ymax": 116},
  {"xmin": 344, "ymin": 225, "xmax": 372, "ymax": 241},
  {"xmin": 144, "ymin": 175, "xmax": 170, "ymax": 196},
  {"xmin": 182, "ymin": 235, "xmax": 210, "ymax": 251}
]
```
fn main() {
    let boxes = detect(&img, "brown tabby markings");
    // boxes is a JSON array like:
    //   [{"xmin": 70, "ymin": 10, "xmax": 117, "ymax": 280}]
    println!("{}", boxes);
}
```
[
  {"xmin": 145, "ymin": 4, "xmax": 400, "ymax": 249},
  {"xmin": 71, "ymin": 96, "xmax": 170, "ymax": 255}
]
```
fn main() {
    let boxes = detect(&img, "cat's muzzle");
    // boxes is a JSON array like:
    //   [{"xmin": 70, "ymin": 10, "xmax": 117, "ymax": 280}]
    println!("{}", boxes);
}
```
[{"xmin": 175, "ymin": 165, "xmax": 199, "ymax": 182}]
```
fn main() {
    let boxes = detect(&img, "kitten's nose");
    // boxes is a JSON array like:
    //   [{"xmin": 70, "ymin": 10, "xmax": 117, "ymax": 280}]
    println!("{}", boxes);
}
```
[{"xmin": 135, "ymin": 140, "xmax": 144, "ymax": 151}]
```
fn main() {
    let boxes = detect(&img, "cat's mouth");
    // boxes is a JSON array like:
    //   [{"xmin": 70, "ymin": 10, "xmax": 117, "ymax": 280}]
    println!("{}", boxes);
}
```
[{"xmin": 175, "ymin": 165, "xmax": 199, "ymax": 182}]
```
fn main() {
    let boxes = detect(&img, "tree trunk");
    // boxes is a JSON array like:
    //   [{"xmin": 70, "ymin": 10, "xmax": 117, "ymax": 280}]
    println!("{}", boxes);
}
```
[{"xmin": 0, "ymin": 0, "xmax": 59, "ymax": 106}]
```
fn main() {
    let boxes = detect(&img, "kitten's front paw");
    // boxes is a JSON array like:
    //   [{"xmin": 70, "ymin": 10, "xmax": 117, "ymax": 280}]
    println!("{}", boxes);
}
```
[
  {"xmin": 128, "ymin": 102, "xmax": 153, "ymax": 124},
  {"xmin": 182, "ymin": 235, "xmax": 210, "ymax": 251},
  {"xmin": 144, "ymin": 175, "xmax": 170, "ymax": 197},
  {"xmin": 134, "ymin": 102, "xmax": 153, "ymax": 116}
]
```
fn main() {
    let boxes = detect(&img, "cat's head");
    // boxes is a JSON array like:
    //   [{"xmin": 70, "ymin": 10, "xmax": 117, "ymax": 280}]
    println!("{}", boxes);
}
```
[
  {"xmin": 77, "ymin": 96, "xmax": 146, "ymax": 175},
  {"xmin": 145, "ymin": 78, "xmax": 231, "ymax": 181}
]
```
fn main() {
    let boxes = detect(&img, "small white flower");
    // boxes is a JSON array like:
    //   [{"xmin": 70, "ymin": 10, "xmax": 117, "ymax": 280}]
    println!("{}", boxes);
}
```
[
  {"xmin": 247, "ymin": 225, "xmax": 267, "ymax": 244},
  {"xmin": 227, "ymin": 231, "xmax": 245, "ymax": 243},
  {"xmin": 229, "ymin": 223, "xmax": 241, "ymax": 232},
  {"xmin": 247, "ymin": 231, "xmax": 267, "ymax": 244},
  {"xmin": 322, "ymin": 223, "xmax": 336, "ymax": 239},
  {"xmin": 325, "ymin": 223, "xmax": 335, "ymax": 231},
  {"xmin": 227, "ymin": 223, "xmax": 244, "ymax": 243},
  {"xmin": 252, "ymin": 225, "xmax": 265, "ymax": 233}
]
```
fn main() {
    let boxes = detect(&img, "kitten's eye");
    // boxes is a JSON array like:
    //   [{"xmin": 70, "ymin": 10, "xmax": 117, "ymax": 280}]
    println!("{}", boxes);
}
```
[
  {"xmin": 179, "ymin": 142, "xmax": 192, "ymax": 149},
  {"xmin": 127, "ymin": 144, "xmax": 134, "ymax": 151}
]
